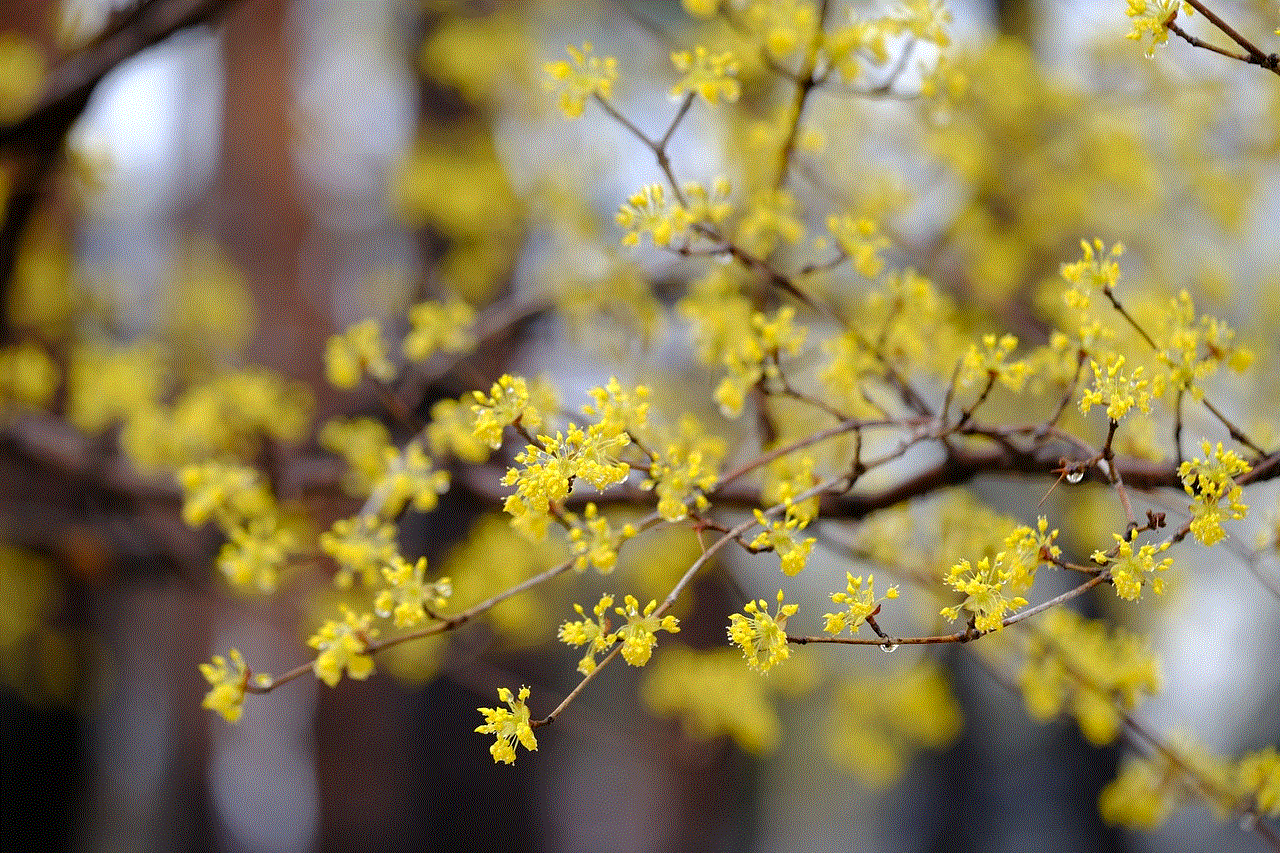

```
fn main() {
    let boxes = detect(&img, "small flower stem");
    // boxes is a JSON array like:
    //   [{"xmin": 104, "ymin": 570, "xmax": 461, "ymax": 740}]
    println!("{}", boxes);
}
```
[{"xmin": 532, "ymin": 643, "xmax": 623, "ymax": 728}]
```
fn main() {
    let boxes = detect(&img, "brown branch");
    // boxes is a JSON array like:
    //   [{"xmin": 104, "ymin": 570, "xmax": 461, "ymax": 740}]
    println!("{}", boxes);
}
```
[{"xmin": 0, "ymin": 0, "xmax": 244, "ymax": 339}]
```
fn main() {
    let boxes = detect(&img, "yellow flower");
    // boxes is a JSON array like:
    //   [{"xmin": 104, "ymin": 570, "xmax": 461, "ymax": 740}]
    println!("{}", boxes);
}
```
[
  {"xmin": 728, "ymin": 590, "xmax": 798, "ymax": 673},
  {"xmin": 670, "ymin": 47, "xmax": 740, "ymax": 104},
  {"xmin": 1061, "ymin": 238, "xmax": 1124, "ymax": 310},
  {"xmin": 373, "ymin": 441, "xmax": 450, "ymax": 517},
  {"xmin": 823, "ymin": 573, "xmax": 898, "ymax": 635},
  {"xmin": 199, "ymin": 649, "xmax": 251, "ymax": 723},
  {"xmin": 960, "ymin": 333, "xmax": 1032, "ymax": 393},
  {"xmin": 319, "ymin": 515, "xmax": 398, "ymax": 589},
  {"xmin": 1178, "ymin": 440, "xmax": 1251, "ymax": 546},
  {"xmin": 374, "ymin": 556, "xmax": 451, "ymax": 628},
  {"xmin": 216, "ymin": 517, "xmax": 297, "ymax": 594},
  {"xmin": 0, "ymin": 343, "xmax": 59, "ymax": 411},
  {"xmin": 940, "ymin": 556, "xmax": 1028, "ymax": 632},
  {"xmin": 826, "ymin": 214, "xmax": 891, "ymax": 279},
  {"xmin": 1237, "ymin": 746, "xmax": 1280, "ymax": 816},
  {"xmin": 402, "ymin": 299, "xmax": 475, "ymax": 362},
  {"xmin": 544, "ymin": 42, "xmax": 617, "ymax": 119},
  {"xmin": 1079, "ymin": 354, "xmax": 1151, "ymax": 421},
  {"xmin": 308, "ymin": 607, "xmax": 377, "ymax": 687},
  {"xmin": 558, "ymin": 594, "xmax": 614, "ymax": 674},
  {"xmin": 325, "ymin": 318, "xmax": 395, "ymax": 389},
  {"xmin": 471, "ymin": 374, "xmax": 545, "ymax": 449},
  {"xmin": 750, "ymin": 508, "xmax": 816, "ymax": 576},
  {"xmin": 475, "ymin": 685, "xmax": 537, "ymax": 764},
  {"xmin": 1091, "ymin": 531, "xmax": 1171, "ymax": 601},
  {"xmin": 617, "ymin": 184, "xmax": 690, "ymax": 248},
  {"xmin": 0, "ymin": 32, "xmax": 46, "ymax": 123},
  {"xmin": 613, "ymin": 595, "xmax": 679, "ymax": 666},
  {"xmin": 1125, "ymin": 1, "xmax": 1192, "ymax": 57}
]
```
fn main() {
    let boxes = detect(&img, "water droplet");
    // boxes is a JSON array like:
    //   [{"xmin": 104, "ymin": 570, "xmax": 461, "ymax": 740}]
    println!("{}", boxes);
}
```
[
  {"xmin": 1066, "ymin": 470, "xmax": 1084, "ymax": 484},
  {"xmin": 880, "ymin": 641, "xmax": 898, "ymax": 653}
]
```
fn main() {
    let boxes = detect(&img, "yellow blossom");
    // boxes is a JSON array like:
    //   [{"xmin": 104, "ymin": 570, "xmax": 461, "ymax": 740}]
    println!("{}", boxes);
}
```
[
  {"xmin": 373, "ymin": 441, "xmax": 450, "ymax": 518},
  {"xmin": 475, "ymin": 685, "xmax": 538, "ymax": 764},
  {"xmin": 751, "ymin": 508, "xmax": 816, "ymax": 576},
  {"xmin": 544, "ymin": 42, "xmax": 617, "ymax": 119},
  {"xmin": 670, "ymin": 46, "xmax": 740, "ymax": 104},
  {"xmin": 471, "ymin": 374, "xmax": 546, "ymax": 449},
  {"xmin": 613, "ymin": 595, "xmax": 679, "ymax": 666},
  {"xmin": 375, "ymin": 555, "xmax": 451, "ymax": 628},
  {"xmin": 308, "ymin": 607, "xmax": 377, "ymax": 687},
  {"xmin": 1178, "ymin": 440, "xmax": 1251, "ymax": 546},
  {"xmin": 0, "ymin": 343, "xmax": 59, "ymax": 411},
  {"xmin": 1125, "ymin": 1, "xmax": 1192, "ymax": 57},
  {"xmin": 402, "ymin": 299, "xmax": 476, "ymax": 362},
  {"xmin": 216, "ymin": 517, "xmax": 297, "ymax": 594},
  {"xmin": 1061, "ymin": 239, "xmax": 1123, "ymax": 310},
  {"xmin": 617, "ymin": 184, "xmax": 690, "ymax": 248},
  {"xmin": 826, "ymin": 214, "xmax": 891, "ymax": 279},
  {"xmin": 1022, "ymin": 609, "xmax": 1160, "ymax": 745},
  {"xmin": 960, "ymin": 333, "xmax": 1032, "ymax": 393},
  {"xmin": 823, "ymin": 573, "xmax": 899, "ymax": 636},
  {"xmin": 728, "ymin": 590, "xmax": 798, "ymax": 673},
  {"xmin": 325, "ymin": 318, "xmax": 395, "ymax": 389},
  {"xmin": 1079, "ymin": 354, "xmax": 1150, "ymax": 421},
  {"xmin": 319, "ymin": 515, "xmax": 398, "ymax": 589},
  {"xmin": 940, "ymin": 555, "xmax": 1028, "ymax": 632},
  {"xmin": 200, "ymin": 648, "xmax": 251, "ymax": 723},
  {"xmin": 1091, "ymin": 531, "xmax": 1171, "ymax": 601},
  {"xmin": 557, "ymin": 594, "xmax": 614, "ymax": 674},
  {"xmin": 1238, "ymin": 747, "xmax": 1280, "ymax": 816},
  {"xmin": 0, "ymin": 32, "xmax": 45, "ymax": 123}
]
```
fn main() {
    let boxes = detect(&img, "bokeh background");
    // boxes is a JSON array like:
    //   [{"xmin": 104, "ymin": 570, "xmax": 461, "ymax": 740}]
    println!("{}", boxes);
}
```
[{"xmin": 2, "ymin": 1, "xmax": 1279, "ymax": 851}]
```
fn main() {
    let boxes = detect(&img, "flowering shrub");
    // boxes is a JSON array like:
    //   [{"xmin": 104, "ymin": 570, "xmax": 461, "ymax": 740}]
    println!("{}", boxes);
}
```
[{"xmin": 4, "ymin": 0, "xmax": 1280, "ymax": 846}]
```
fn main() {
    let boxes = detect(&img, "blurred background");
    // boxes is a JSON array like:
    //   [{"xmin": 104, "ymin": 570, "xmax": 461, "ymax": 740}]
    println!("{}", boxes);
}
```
[{"xmin": 2, "ymin": 1, "xmax": 1279, "ymax": 851}]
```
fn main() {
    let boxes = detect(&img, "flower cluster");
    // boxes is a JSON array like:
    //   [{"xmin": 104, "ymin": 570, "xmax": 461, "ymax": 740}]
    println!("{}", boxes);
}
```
[
  {"xmin": 959, "ymin": 333, "xmax": 1032, "ymax": 393},
  {"xmin": 559, "ymin": 594, "xmax": 680, "ymax": 672},
  {"xmin": 750, "ymin": 507, "xmax": 817, "ymax": 576},
  {"xmin": 641, "ymin": 418, "xmax": 725, "ymax": 522},
  {"xmin": 325, "ymin": 318, "xmax": 395, "ymax": 389},
  {"xmin": 308, "ymin": 606, "xmax": 377, "ymax": 688},
  {"xmin": 471, "ymin": 374, "xmax": 548, "ymax": 449},
  {"xmin": 714, "ymin": 305, "xmax": 807, "ymax": 418},
  {"xmin": 544, "ymin": 42, "xmax": 618, "ymax": 119},
  {"xmin": 557, "ymin": 594, "xmax": 615, "ymax": 674},
  {"xmin": 1079, "ymin": 354, "xmax": 1151, "ymax": 421},
  {"xmin": 1091, "ymin": 531, "xmax": 1171, "ymax": 601},
  {"xmin": 475, "ymin": 686, "xmax": 538, "ymax": 764},
  {"xmin": 823, "ymin": 573, "xmax": 898, "ymax": 636},
  {"xmin": 319, "ymin": 515, "xmax": 399, "ymax": 589},
  {"xmin": 402, "ymin": 299, "xmax": 476, "ymax": 362},
  {"xmin": 374, "ymin": 555, "xmax": 452, "ymax": 628},
  {"xmin": 1060, "ymin": 238, "xmax": 1123, "ymax": 310},
  {"xmin": 727, "ymin": 590, "xmax": 798, "ymax": 673},
  {"xmin": 1178, "ymin": 440, "xmax": 1251, "ymax": 546},
  {"xmin": 614, "ymin": 595, "xmax": 680, "ymax": 666},
  {"xmin": 1021, "ymin": 609, "xmax": 1161, "ymax": 745},
  {"xmin": 1155, "ymin": 290, "xmax": 1253, "ymax": 400},
  {"xmin": 940, "ymin": 555, "xmax": 1028, "ymax": 632},
  {"xmin": 373, "ymin": 440, "xmax": 450, "ymax": 517},
  {"xmin": 670, "ymin": 47, "xmax": 740, "ymax": 104},
  {"xmin": 826, "ymin": 214, "xmax": 891, "ymax": 279},
  {"xmin": 199, "ymin": 648, "xmax": 252, "ymax": 723},
  {"xmin": 565, "ymin": 503, "xmax": 626, "ymax": 574},
  {"xmin": 1125, "ymin": 1, "xmax": 1192, "ymax": 56}
]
